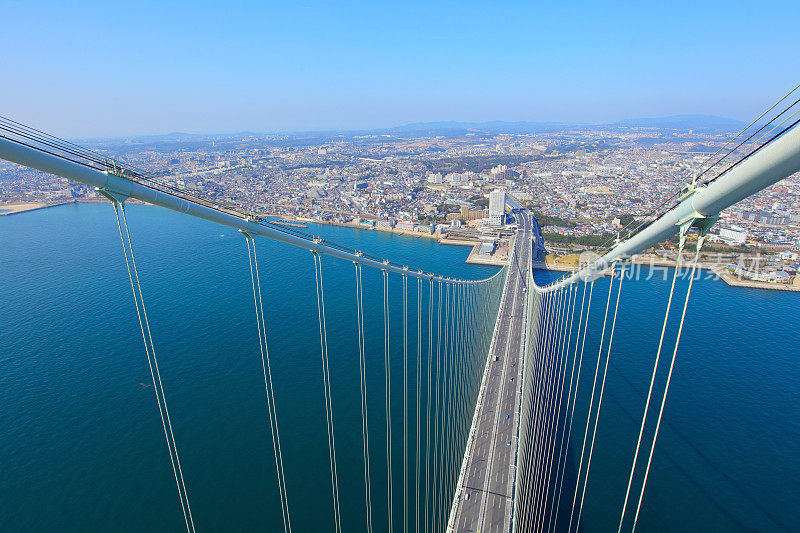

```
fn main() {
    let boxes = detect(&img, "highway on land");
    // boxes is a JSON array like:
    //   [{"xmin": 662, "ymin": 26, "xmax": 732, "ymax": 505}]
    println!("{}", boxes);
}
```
[{"xmin": 449, "ymin": 210, "xmax": 531, "ymax": 532}]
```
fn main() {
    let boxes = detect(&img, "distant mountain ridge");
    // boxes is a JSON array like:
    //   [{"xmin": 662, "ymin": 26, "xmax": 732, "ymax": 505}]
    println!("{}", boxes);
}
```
[
  {"xmin": 388, "ymin": 114, "xmax": 745, "ymax": 134},
  {"xmin": 382, "ymin": 120, "xmax": 571, "ymax": 135},
  {"xmin": 76, "ymin": 114, "xmax": 746, "ymax": 144},
  {"xmin": 388, "ymin": 120, "xmax": 566, "ymax": 131},
  {"xmin": 614, "ymin": 114, "xmax": 745, "ymax": 131}
]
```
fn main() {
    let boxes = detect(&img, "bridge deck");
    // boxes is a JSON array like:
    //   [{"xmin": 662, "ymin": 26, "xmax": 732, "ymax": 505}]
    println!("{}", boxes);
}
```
[{"xmin": 449, "ymin": 211, "xmax": 531, "ymax": 532}]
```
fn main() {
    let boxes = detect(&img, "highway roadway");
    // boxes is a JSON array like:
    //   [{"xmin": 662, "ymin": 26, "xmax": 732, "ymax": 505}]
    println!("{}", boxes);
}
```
[{"xmin": 449, "ymin": 210, "xmax": 532, "ymax": 532}]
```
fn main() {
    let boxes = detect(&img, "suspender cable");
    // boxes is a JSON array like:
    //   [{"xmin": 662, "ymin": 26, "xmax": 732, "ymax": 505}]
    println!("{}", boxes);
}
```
[
  {"xmin": 458, "ymin": 284, "xmax": 470, "ymax": 457},
  {"xmin": 456, "ymin": 283, "xmax": 467, "ymax": 510},
  {"xmin": 576, "ymin": 264, "xmax": 626, "ymax": 529},
  {"xmin": 442, "ymin": 282, "xmax": 453, "ymax": 529},
  {"xmin": 519, "ymin": 289, "xmax": 550, "ymax": 531},
  {"xmin": 402, "ymin": 274, "xmax": 409, "ymax": 533},
  {"xmin": 415, "ymin": 277, "xmax": 422, "ymax": 533},
  {"xmin": 544, "ymin": 284, "xmax": 579, "ymax": 530},
  {"xmin": 520, "ymin": 284, "xmax": 542, "ymax": 528},
  {"xmin": 617, "ymin": 238, "xmax": 687, "ymax": 532},
  {"xmin": 520, "ymin": 283, "xmax": 546, "ymax": 532},
  {"xmin": 538, "ymin": 284, "xmax": 578, "ymax": 531},
  {"xmin": 245, "ymin": 234, "xmax": 291, "ymax": 533},
  {"xmin": 541, "ymin": 287, "xmax": 571, "ymax": 521},
  {"xmin": 533, "ymin": 287, "xmax": 567, "ymax": 527},
  {"xmin": 463, "ymin": 284, "xmax": 475, "ymax": 486},
  {"xmin": 452, "ymin": 283, "xmax": 463, "ymax": 502},
  {"xmin": 527, "ymin": 288, "xmax": 563, "ymax": 531},
  {"xmin": 430, "ymin": 281, "xmax": 443, "ymax": 533},
  {"xmin": 457, "ymin": 286, "xmax": 468, "ymax": 446},
  {"xmin": 382, "ymin": 269, "xmax": 394, "ymax": 533},
  {"xmin": 438, "ymin": 282, "xmax": 452, "ymax": 529},
  {"xmin": 449, "ymin": 283, "xmax": 460, "ymax": 512},
  {"xmin": 448, "ymin": 284, "xmax": 460, "ymax": 529},
  {"xmin": 550, "ymin": 281, "xmax": 592, "ymax": 533},
  {"xmin": 355, "ymin": 263, "xmax": 373, "ymax": 533},
  {"xmin": 424, "ymin": 278, "xmax": 434, "ymax": 533},
  {"xmin": 111, "ymin": 202, "xmax": 195, "ymax": 533},
  {"xmin": 532, "ymin": 291, "xmax": 559, "ymax": 527},
  {"xmin": 569, "ymin": 269, "xmax": 617, "ymax": 533},
  {"xmin": 447, "ymin": 284, "xmax": 458, "ymax": 506},
  {"xmin": 525, "ymin": 287, "xmax": 555, "ymax": 532},
  {"xmin": 312, "ymin": 252, "xmax": 342, "ymax": 533},
  {"xmin": 440, "ymin": 284, "xmax": 451, "ymax": 522},
  {"xmin": 631, "ymin": 237, "xmax": 706, "ymax": 531},
  {"xmin": 452, "ymin": 283, "xmax": 467, "ymax": 504}
]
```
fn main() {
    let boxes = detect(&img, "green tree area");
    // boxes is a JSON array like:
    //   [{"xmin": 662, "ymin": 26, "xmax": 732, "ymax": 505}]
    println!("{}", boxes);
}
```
[
  {"xmin": 421, "ymin": 202, "xmax": 461, "ymax": 223},
  {"xmin": 469, "ymin": 194, "xmax": 489, "ymax": 208},
  {"xmin": 424, "ymin": 154, "xmax": 542, "ymax": 174},
  {"xmin": 544, "ymin": 231, "xmax": 755, "ymax": 254},
  {"xmin": 542, "ymin": 232, "xmax": 616, "ymax": 247},
  {"xmin": 532, "ymin": 210, "xmax": 577, "ymax": 228},
  {"xmin": 617, "ymin": 213, "xmax": 637, "ymax": 227}
]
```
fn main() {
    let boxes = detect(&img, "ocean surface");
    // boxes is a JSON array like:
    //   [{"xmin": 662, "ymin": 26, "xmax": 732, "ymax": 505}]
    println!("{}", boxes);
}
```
[{"xmin": 1, "ymin": 202, "xmax": 798, "ymax": 531}]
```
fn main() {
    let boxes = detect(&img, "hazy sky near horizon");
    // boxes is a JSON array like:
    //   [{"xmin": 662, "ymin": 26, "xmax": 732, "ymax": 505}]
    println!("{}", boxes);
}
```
[{"xmin": 2, "ymin": 0, "xmax": 798, "ymax": 137}]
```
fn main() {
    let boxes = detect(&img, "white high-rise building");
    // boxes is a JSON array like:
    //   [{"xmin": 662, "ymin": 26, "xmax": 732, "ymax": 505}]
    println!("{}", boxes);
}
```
[
  {"xmin": 489, "ymin": 189, "xmax": 506, "ymax": 226},
  {"xmin": 720, "ymin": 226, "xmax": 748, "ymax": 245}
]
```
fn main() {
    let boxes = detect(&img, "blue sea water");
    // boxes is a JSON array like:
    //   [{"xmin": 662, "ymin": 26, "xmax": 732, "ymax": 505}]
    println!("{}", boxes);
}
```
[{"xmin": 1, "ymin": 203, "xmax": 798, "ymax": 531}]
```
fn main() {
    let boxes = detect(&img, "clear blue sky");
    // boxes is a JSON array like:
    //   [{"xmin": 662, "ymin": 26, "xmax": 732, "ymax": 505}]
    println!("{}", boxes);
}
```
[{"xmin": 2, "ymin": 0, "xmax": 798, "ymax": 137}]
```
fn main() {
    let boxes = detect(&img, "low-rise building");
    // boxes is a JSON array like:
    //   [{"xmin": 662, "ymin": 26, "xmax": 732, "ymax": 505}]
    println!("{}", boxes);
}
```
[{"xmin": 396, "ymin": 220, "xmax": 415, "ymax": 231}]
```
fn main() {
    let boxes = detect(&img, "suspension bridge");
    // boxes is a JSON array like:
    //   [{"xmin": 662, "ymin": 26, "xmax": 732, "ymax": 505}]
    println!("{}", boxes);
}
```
[{"xmin": 1, "ymin": 85, "xmax": 800, "ymax": 532}]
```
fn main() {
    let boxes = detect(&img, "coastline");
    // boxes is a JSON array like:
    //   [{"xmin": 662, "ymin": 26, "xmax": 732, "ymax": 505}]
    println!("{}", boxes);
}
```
[
  {"xmin": 537, "ymin": 255, "xmax": 800, "ymax": 292},
  {"xmin": 280, "ymin": 214, "xmax": 442, "ymax": 241},
  {"xmin": 0, "ymin": 199, "xmax": 77, "ymax": 216},
  {"xmin": 284, "ymin": 215, "xmax": 510, "ymax": 266},
  {"xmin": 0, "ymin": 197, "xmax": 147, "ymax": 216},
  {"xmin": 710, "ymin": 265, "xmax": 800, "ymax": 292},
  {"xmin": 6, "ymin": 202, "xmax": 794, "ymax": 291},
  {"xmin": 3, "ymin": 201, "xmax": 509, "ymax": 267}
]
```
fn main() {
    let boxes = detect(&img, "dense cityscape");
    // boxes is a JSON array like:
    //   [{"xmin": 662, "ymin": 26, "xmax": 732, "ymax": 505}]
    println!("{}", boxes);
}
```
[
  {"xmin": 2, "ymin": 120, "xmax": 799, "ymax": 286},
  {"xmin": 3, "ymin": 1, "xmax": 800, "ymax": 530}
]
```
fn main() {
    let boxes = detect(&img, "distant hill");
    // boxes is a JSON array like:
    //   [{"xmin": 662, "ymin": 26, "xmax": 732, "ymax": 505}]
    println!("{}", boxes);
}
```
[
  {"xmin": 381, "ymin": 120, "xmax": 573, "ymax": 136},
  {"xmin": 71, "ymin": 114, "xmax": 748, "ymax": 144},
  {"xmin": 614, "ymin": 114, "xmax": 745, "ymax": 132},
  {"xmin": 382, "ymin": 115, "xmax": 746, "ymax": 136}
]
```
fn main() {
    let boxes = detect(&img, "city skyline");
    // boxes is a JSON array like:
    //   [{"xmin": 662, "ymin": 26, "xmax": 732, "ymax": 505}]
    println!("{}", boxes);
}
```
[
  {"xmin": 3, "ymin": 0, "xmax": 799, "ymax": 137},
  {"xmin": 55, "ymin": 113, "xmax": 747, "ymax": 142},
  {"xmin": 2, "ymin": 3, "xmax": 800, "ymax": 531}
]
